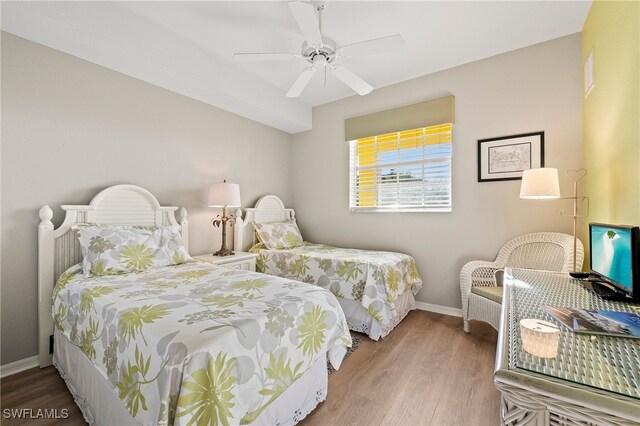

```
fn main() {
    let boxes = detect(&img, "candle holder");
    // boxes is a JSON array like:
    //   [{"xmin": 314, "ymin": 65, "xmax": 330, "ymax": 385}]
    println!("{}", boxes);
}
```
[{"xmin": 520, "ymin": 319, "xmax": 560, "ymax": 359}]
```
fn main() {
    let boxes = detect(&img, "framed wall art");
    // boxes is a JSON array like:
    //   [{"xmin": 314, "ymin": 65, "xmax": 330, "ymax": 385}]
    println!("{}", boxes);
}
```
[{"xmin": 477, "ymin": 131, "xmax": 544, "ymax": 182}]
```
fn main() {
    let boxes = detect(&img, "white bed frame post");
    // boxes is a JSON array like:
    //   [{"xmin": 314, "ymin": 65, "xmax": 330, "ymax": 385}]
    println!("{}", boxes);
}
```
[
  {"xmin": 179, "ymin": 208, "xmax": 189, "ymax": 251},
  {"xmin": 233, "ymin": 208, "xmax": 244, "ymax": 253},
  {"xmin": 38, "ymin": 206, "xmax": 56, "ymax": 367}
]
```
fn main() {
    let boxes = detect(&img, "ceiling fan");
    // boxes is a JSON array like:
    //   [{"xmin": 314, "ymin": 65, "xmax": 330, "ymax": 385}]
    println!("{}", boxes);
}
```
[{"xmin": 233, "ymin": 1, "xmax": 405, "ymax": 98}]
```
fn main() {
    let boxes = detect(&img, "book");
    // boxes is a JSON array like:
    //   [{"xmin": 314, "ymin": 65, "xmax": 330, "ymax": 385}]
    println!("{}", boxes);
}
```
[{"xmin": 542, "ymin": 306, "xmax": 640, "ymax": 339}]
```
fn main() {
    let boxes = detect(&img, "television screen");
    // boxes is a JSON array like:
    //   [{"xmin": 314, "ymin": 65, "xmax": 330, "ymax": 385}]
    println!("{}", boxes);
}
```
[{"xmin": 590, "ymin": 224, "xmax": 636, "ymax": 293}]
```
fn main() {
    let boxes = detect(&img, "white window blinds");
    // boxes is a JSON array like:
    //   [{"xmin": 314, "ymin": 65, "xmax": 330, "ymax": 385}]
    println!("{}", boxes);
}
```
[{"xmin": 349, "ymin": 123, "xmax": 452, "ymax": 212}]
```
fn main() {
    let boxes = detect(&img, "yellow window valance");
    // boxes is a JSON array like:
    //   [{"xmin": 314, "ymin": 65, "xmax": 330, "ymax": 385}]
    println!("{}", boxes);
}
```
[{"xmin": 344, "ymin": 95, "xmax": 455, "ymax": 141}]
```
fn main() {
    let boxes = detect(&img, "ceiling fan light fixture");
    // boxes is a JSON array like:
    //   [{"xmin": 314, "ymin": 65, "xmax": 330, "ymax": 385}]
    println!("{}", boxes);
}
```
[{"xmin": 312, "ymin": 54, "xmax": 328, "ymax": 68}]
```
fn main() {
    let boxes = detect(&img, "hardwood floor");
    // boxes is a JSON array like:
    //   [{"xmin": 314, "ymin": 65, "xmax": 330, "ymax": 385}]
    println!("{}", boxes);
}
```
[
  {"xmin": 0, "ymin": 311, "xmax": 499, "ymax": 425},
  {"xmin": 0, "ymin": 364, "xmax": 85, "ymax": 425},
  {"xmin": 303, "ymin": 311, "xmax": 500, "ymax": 426}
]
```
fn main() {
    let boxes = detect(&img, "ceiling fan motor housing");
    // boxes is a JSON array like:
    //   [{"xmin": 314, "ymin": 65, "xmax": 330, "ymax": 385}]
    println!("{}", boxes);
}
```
[{"xmin": 302, "ymin": 36, "xmax": 336, "ymax": 64}]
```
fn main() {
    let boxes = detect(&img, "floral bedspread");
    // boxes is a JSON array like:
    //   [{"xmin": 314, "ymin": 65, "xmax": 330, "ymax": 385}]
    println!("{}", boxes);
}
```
[
  {"xmin": 250, "ymin": 242, "xmax": 423, "ymax": 327},
  {"xmin": 52, "ymin": 262, "xmax": 351, "ymax": 425}
]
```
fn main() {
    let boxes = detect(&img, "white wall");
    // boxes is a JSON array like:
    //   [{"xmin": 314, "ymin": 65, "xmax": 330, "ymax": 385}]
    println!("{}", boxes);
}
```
[
  {"xmin": 291, "ymin": 34, "xmax": 583, "ymax": 309},
  {"xmin": 0, "ymin": 33, "xmax": 293, "ymax": 364}
]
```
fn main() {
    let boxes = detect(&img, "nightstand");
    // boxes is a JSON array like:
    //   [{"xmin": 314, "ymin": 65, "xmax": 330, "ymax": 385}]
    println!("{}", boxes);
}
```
[{"xmin": 193, "ymin": 252, "xmax": 257, "ymax": 272}]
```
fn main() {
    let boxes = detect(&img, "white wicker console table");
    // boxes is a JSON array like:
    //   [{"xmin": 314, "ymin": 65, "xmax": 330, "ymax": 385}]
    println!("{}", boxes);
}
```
[{"xmin": 495, "ymin": 268, "xmax": 640, "ymax": 425}]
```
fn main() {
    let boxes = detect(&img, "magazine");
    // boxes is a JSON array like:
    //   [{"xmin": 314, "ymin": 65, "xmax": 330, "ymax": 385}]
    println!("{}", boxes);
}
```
[{"xmin": 543, "ymin": 306, "xmax": 640, "ymax": 339}]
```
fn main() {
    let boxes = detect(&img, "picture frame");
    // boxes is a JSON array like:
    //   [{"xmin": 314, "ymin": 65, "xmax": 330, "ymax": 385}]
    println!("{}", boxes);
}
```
[{"xmin": 477, "ymin": 131, "xmax": 544, "ymax": 182}]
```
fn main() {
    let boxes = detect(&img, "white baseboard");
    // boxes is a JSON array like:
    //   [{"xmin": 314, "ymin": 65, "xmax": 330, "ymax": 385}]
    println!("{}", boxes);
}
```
[
  {"xmin": 415, "ymin": 301, "xmax": 462, "ymax": 318},
  {"xmin": 1, "ymin": 356, "xmax": 39, "ymax": 378}
]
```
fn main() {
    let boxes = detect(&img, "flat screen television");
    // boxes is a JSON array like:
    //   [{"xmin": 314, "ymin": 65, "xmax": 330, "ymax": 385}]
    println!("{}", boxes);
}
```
[{"xmin": 589, "ymin": 223, "xmax": 640, "ymax": 300}]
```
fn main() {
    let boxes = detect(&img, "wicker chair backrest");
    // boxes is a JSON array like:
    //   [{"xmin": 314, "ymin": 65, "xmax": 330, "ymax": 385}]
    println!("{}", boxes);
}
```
[
  {"xmin": 496, "ymin": 232, "xmax": 583, "ymax": 273},
  {"xmin": 506, "ymin": 243, "xmax": 566, "ymax": 271}
]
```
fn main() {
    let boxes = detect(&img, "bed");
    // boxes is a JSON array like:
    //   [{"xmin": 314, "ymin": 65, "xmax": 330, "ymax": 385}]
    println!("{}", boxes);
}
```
[
  {"xmin": 236, "ymin": 195, "xmax": 423, "ymax": 340},
  {"xmin": 38, "ymin": 185, "xmax": 351, "ymax": 425}
]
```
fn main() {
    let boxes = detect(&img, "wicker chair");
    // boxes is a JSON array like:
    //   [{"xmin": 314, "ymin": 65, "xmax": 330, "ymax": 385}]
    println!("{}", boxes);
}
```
[{"xmin": 460, "ymin": 232, "xmax": 583, "ymax": 333}]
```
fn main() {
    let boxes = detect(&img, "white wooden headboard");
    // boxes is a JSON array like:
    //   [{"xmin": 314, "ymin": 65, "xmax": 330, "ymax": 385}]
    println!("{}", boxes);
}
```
[
  {"xmin": 38, "ymin": 184, "xmax": 188, "ymax": 367},
  {"xmin": 237, "ymin": 195, "xmax": 295, "ymax": 252}
]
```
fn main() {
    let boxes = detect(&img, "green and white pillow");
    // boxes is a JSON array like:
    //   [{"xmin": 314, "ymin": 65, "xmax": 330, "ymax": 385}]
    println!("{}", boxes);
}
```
[
  {"xmin": 74, "ymin": 224, "xmax": 191, "ymax": 277},
  {"xmin": 253, "ymin": 221, "xmax": 303, "ymax": 250}
]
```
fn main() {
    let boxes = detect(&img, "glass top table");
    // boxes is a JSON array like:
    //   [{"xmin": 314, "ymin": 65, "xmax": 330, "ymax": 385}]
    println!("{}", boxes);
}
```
[
  {"xmin": 494, "ymin": 268, "xmax": 640, "ymax": 425},
  {"xmin": 504, "ymin": 268, "xmax": 639, "ymax": 399}
]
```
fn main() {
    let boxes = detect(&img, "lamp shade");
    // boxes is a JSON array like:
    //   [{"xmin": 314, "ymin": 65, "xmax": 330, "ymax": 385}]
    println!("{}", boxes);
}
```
[
  {"xmin": 208, "ymin": 182, "xmax": 241, "ymax": 207},
  {"xmin": 520, "ymin": 168, "xmax": 561, "ymax": 199}
]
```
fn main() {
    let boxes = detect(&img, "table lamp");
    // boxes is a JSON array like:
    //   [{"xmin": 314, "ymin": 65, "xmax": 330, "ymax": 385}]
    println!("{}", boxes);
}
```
[
  {"xmin": 209, "ymin": 180, "xmax": 241, "ymax": 256},
  {"xmin": 520, "ymin": 167, "xmax": 589, "ymax": 278}
]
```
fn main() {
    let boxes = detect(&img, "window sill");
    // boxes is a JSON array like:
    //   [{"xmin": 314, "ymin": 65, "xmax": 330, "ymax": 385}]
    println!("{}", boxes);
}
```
[{"xmin": 349, "ymin": 207, "xmax": 452, "ymax": 213}]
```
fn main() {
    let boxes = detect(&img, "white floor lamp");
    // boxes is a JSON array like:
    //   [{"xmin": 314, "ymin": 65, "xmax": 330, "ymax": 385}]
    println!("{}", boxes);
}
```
[{"xmin": 520, "ymin": 167, "xmax": 589, "ymax": 277}]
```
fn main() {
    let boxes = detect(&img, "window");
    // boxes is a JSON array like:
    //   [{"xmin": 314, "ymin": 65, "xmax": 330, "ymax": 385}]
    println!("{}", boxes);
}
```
[{"xmin": 349, "ymin": 123, "xmax": 452, "ymax": 212}]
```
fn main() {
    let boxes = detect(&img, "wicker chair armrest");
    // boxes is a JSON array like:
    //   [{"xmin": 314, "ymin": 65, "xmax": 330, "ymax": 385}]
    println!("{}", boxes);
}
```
[
  {"xmin": 461, "ymin": 260, "xmax": 501, "ymax": 320},
  {"xmin": 461, "ymin": 260, "xmax": 501, "ymax": 284}
]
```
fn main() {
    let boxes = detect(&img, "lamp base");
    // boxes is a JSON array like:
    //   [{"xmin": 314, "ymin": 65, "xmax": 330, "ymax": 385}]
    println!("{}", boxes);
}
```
[{"xmin": 213, "ymin": 248, "xmax": 235, "ymax": 257}]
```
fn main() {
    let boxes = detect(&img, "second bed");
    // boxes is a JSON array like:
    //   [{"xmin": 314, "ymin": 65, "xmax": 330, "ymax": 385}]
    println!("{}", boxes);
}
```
[{"xmin": 236, "ymin": 195, "xmax": 424, "ymax": 340}]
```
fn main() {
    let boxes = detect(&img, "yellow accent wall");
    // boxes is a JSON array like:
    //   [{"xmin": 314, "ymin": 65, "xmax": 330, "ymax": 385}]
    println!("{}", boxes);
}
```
[{"xmin": 582, "ymin": 0, "xmax": 640, "ymax": 266}]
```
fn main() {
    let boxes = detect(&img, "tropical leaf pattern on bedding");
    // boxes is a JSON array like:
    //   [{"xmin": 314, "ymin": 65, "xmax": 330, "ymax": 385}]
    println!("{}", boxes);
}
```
[
  {"xmin": 250, "ymin": 242, "xmax": 423, "ymax": 327},
  {"xmin": 176, "ymin": 353, "xmax": 237, "ymax": 425},
  {"xmin": 253, "ymin": 221, "xmax": 304, "ymax": 250},
  {"xmin": 52, "ymin": 262, "xmax": 350, "ymax": 425},
  {"xmin": 73, "ymin": 224, "xmax": 192, "ymax": 278}
]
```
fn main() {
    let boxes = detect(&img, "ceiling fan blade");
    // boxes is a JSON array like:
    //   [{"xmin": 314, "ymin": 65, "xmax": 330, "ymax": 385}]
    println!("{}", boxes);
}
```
[
  {"xmin": 337, "ymin": 34, "xmax": 405, "ymax": 59},
  {"xmin": 331, "ymin": 65, "xmax": 373, "ymax": 96},
  {"xmin": 233, "ymin": 53, "xmax": 302, "ymax": 62},
  {"xmin": 286, "ymin": 67, "xmax": 316, "ymax": 98},
  {"xmin": 288, "ymin": 1, "xmax": 323, "ymax": 47}
]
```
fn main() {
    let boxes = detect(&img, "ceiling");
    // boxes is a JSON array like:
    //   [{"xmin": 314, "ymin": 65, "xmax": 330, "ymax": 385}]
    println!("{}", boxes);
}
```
[{"xmin": 1, "ymin": 1, "xmax": 591, "ymax": 134}]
